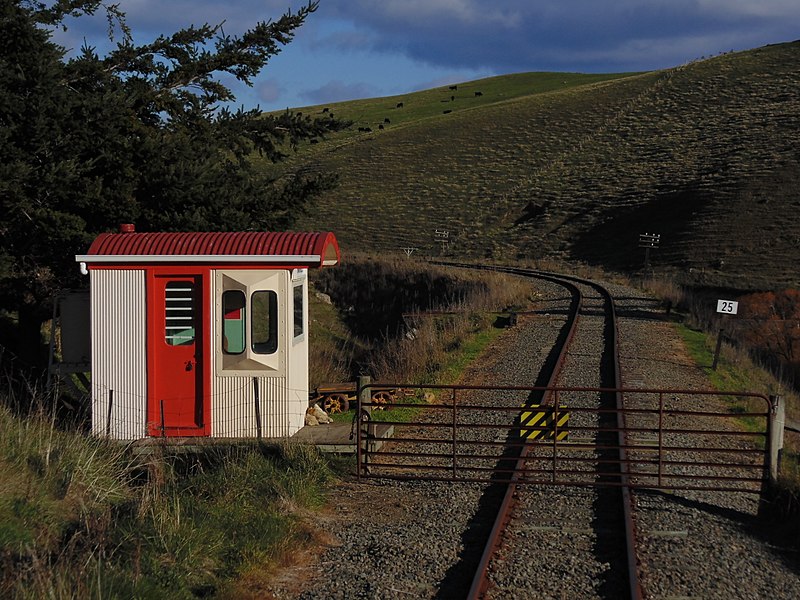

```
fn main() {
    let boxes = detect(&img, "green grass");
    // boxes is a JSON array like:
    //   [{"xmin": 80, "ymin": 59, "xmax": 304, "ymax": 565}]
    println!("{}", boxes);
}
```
[
  {"xmin": 676, "ymin": 326, "xmax": 751, "ymax": 389},
  {"xmin": 367, "ymin": 314, "xmax": 510, "ymax": 424},
  {"xmin": 320, "ymin": 313, "xmax": 515, "ymax": 424},
  {"xmin": 640, "ymin": 276, "xmax": 800, "ymax": 526},
  {"xmin": 675, "ymin": 324, "xmax": 768, "ymax": 435},
  {"xmin": 2, "ymin": 259, "xmax": 530, "ymax": 595},
  {"xmin": 305, "ymin": 257, "xmax": 535, "ymax": 429},
  {"xmin": 368, "ymin": 392, "xmax": 424, "ymax": 424},
  {"xmin": 307, "ymin": 285, "xmax": 364, "ymax": 390},
  {"xmin": 0, "ymin": 403, "xmax": 335, "ymax": 598},
  {"xmin": 271, "ymin": 71, "xmax": 641, "ymax": 140},
  {"xmin": 436, "ymin": 315, "xmax": 509, "ymax": 384}
]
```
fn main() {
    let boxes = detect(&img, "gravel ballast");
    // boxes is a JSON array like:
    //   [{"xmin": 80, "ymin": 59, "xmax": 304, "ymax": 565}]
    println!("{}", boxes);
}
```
[{"xmin": 265, "ymin": 275, "xmax": 800, "ymax": 600}]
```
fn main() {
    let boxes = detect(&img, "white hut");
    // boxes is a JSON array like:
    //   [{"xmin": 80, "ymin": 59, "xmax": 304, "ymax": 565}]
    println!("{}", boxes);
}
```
[{"xmin": 75, "ymin": 225, "xmax": 340, "ymax": 440}]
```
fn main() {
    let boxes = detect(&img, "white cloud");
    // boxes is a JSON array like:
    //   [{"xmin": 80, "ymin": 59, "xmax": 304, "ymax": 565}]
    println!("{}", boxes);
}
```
[
  {"xmin": 118, "ymin": 1, "xmax": 316, "ymax": 37},
  {"xmin": 313, "ymin": 30, "xmax": 375, "ymax": 53},
  {"xmin": 697, "ymin": 0, "xmax": 800, "ymax": 19},
  {"xmin": 550, "ymin": 32, "xmax": 743, "ymax": 69},
  {"xmin": 45, "ymin": 0, "xmax": 800, "ymax": 111},
  {"xmin": 299, "ymin": 80, "xmax": 380, "ymax": 105},
  {"xmin": 341, "ymin": 0, "xmax": 520, "ymax": 28},
  {"xmin": 386, "ymin": 0, "xmax": 519, "ymax": 26},
  {"xmin": 320, "ymin": 0, "xmax": 799, "ymax": 73},
  {"xmin": 257, "ymin": 79, "xmax": 283, "ymax": 104}
]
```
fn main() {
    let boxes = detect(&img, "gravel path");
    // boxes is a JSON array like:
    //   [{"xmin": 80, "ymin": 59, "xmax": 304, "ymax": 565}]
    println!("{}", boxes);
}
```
[{"xmin": 263, "ymin": 275, "xmax": 800, "ymax": 600}]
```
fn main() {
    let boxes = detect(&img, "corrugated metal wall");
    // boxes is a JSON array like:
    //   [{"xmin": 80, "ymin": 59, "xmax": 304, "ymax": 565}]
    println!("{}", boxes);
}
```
[
  {"xmin": 89, "ymin": 267, "xmax": 305, "ymax": 440},
  {"xmin": 91, "ymin": 269, "xmax": 147, "ymax": 439},
  {"xmin": 210, "ymin": 375, "xmax": 290, "ymax": 437}
]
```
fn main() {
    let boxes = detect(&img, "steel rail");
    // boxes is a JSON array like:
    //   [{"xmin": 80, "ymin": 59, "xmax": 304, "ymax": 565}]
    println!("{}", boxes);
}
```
[
  {"xmin": 531, "ymin": 271, "xmax": 644, "ymax": 599},
  {"xmin": 540, "ymin": 273, "xmax": 643, "ymax": 599},
  {"xmin": 465, "ymin": 270, "xmax": 584, "ymax": 600},
  {"xmin": 357, "ymin": 263, "xmax": 774, "ymax": 600},
  {"xmin": 446, "ymin": 265, "xmax": 644, "ymax": 600},
  {"xmin": 593, "ymin": 278, "xmax": 644, "ymax": 600}
]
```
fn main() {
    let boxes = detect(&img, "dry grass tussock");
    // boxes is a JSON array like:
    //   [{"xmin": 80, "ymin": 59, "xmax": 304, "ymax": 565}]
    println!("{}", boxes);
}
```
[
  {"xmin": 0, "ymin": 382, "xmax": 336, "ymax": 598},
  {"xmin": 309, "ymin": 255, "xmax": 534, "ymax": 384}
]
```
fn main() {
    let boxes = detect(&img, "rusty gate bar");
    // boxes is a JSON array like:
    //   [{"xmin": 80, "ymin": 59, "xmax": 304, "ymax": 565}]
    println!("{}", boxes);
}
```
[
  {"xmin": 452, "ymin": 388, "xmax": 457, "ymax": 480},
  {"xmin": 356, "ymin": 383, "xmax": 775, "ymax": 494},
  {"xmin": 551, "ymin": 388, "xmax": 559, "ymax": 482}
]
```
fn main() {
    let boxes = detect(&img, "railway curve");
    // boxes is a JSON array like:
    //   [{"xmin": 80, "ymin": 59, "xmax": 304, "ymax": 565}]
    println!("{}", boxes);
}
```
[{"xmin": 265, "ymin": 267, "xmax": 798, "ymax": 600}]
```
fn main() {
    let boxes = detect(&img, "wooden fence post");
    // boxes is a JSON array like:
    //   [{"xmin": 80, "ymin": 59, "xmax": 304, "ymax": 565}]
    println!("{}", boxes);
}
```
[{"xmin": 711, "ymin": 329, "xmax": 724, "ymax": 370}]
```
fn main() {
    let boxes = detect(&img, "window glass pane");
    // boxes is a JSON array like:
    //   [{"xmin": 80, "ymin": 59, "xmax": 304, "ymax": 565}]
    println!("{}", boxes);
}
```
[
  {"xmin": 165, "ymin": 281, "xmax": 195, "ymax": 346},
  {"xmin": 293, "ymin": 284, "xmax": 304, "ymax": 338},
  {"xmin": 222, "ymin": 290, "xmax": 246, "ymax": 354},
  {"xmin": 252, "ymin": 291, "xmax": 278, "ymax": 354}
]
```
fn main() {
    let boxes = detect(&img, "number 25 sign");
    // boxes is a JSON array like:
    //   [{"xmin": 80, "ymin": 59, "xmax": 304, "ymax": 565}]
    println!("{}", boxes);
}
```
[{"xmin": 716, "ymin": 299, "xmax": 738, "ymax": 315}]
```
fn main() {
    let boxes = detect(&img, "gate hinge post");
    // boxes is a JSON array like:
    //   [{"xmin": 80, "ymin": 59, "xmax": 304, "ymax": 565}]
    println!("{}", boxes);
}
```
[
  {"xmin": 760, "ymin": 394, "xmax": 785, "ymax": 518},
  {"xmin": 768, "ymin": 395, "xmax": 785, "ymax": 482}
]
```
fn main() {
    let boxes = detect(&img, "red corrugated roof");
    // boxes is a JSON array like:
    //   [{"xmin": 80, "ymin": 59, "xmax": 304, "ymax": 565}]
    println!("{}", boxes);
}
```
[{"xmin": 77, "ymin": 231, "xmax": 340, "ymax": 268}]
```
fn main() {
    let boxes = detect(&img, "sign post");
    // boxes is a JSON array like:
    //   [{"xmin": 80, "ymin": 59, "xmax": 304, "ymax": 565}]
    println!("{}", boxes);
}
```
[{"xmin": 712, "ymin": 300, "xmax": 738, "ymax": 370}]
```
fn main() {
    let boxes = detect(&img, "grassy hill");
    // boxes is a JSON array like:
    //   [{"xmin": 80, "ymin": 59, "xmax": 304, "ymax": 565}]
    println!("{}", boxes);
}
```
[{"xmin": 275, "ymin": 41, "xmax": 800, "ymax": 291}]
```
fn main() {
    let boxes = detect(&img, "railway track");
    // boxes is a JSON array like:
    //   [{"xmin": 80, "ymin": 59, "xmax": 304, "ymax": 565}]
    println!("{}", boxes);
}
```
[
  {"xmin": 463, "ymin": 269, "xmax": 640, "ymax": 599},
  {"xmin": 272, "ymin": 266, "xmax": 793, "ymax": 600},
  {"xmin": 355, "ymin": 267, "xmax": 643, "ymax": 597}
]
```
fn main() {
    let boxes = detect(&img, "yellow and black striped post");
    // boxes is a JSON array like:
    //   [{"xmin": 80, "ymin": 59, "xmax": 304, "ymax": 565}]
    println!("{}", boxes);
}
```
[{"xmin": 519, "ymin": 404, "xmax": 569, "ymax": 441}]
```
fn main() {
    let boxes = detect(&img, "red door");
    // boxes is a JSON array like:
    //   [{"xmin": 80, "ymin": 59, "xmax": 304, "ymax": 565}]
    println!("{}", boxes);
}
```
[{"xmin": 148, "ymin": 274, "xmax": 207, "ymax": 436}]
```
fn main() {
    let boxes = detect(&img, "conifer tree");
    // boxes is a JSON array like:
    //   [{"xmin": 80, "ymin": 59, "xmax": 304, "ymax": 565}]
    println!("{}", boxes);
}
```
[{"xmin": 0, "ymin": 1, "xmax": 345, "ymax": 369}]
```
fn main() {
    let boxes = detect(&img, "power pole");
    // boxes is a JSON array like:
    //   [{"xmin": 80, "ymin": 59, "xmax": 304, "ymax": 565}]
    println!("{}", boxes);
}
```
[
  {"xmin": 434, "ymin": 229, "xmax": 449, "ymax": 256},
  {"xmin": 639, "ymin": 232, "xmax": 661, "ymax": 270}
]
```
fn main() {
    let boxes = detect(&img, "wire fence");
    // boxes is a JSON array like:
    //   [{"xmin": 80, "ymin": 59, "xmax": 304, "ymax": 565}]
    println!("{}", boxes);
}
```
[{"xmin": 91, "ymin": 379, "xmax": 309, "ymax": 440}]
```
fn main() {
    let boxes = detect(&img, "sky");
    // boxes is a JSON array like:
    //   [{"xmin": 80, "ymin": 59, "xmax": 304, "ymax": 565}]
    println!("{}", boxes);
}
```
[{"xmin": 50, "ymin": 0, "xmax": 800, "ymax": 112}]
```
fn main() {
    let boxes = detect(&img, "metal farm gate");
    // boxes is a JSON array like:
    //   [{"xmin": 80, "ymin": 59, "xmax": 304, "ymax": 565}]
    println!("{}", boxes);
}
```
[{"xmin": 353, "ymin": 383, "xmax": 784, "ymax": 494}]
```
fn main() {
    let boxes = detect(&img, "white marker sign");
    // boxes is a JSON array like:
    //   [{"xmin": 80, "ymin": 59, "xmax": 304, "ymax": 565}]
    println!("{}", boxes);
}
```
[{"xmin": 716, "ymin": 300, "xmax": 738, "ymax": 315}]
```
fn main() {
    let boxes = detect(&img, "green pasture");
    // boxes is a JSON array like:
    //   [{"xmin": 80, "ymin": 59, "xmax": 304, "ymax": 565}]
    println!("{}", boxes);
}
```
[
  {"xmin": 268, "ymin": 41, "xmax": 800, "ymax": 291},
  {"xmin": 276, "ymin": 71, "xmax": 642, "ymax": 135}
]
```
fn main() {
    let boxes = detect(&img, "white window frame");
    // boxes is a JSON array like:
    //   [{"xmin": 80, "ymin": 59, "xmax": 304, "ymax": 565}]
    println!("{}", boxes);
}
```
[
  {"xmin": 292, "ymin": 269, "xmax": 307, "ymax": 345},
  {"xmin": 215, "ymin": 270, "xmax": 286, "ymax": 377}
]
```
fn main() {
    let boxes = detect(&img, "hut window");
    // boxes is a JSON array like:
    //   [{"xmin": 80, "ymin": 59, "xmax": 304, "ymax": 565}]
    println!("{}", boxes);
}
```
[
  {"xmin": 215, "ymin": 270, "xmax": 284, "ymax": 376},
  {"xmin": 252, "ymin": 291, "xmax": 278, "ymax": 354},
  {"xmin": 165, "ymin": 281, "xmax": 195, "ymax": 346},
  {"xmin": 293, "ymin": 283, "xmax": 304, "ymax": 339},
  {"xmin": 222, "ymin": 290, "xmax": 246, "ymax": 354}
]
